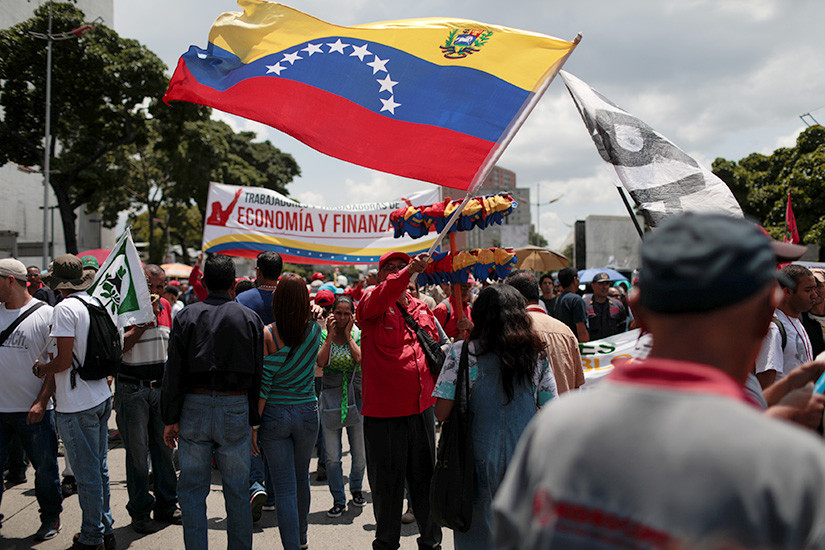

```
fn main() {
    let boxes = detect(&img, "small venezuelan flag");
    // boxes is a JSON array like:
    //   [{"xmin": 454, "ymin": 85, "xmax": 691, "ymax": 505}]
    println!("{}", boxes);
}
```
[{"xmin": 164, "ymin": 1, "xmax": 578, "ymax": 190}]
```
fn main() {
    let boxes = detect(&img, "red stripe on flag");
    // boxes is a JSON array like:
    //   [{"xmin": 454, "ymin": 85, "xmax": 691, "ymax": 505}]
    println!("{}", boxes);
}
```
[{"xmin": 164, "ymin": 58, "xmax": 495, "ymax": 190}]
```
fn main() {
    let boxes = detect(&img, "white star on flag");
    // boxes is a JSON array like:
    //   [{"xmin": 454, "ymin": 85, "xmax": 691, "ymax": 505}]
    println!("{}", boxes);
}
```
[
  {"xmin": 281, "ymin": 51, "xmax": 302, "ymax": 64},
  {"xmin": 366, "ymin": 56, "xmax": 389, "ymax": 74},
  {"xmin": 350, "ymin": 43, "xmax": 371, "ymax": 61},
  {"xmin": 376, "ymin": 75, "xmax": 397, "ymax": 93},
  {"xmin": 266, "ymin": 63, "xmax": 285, "ymax": 75},
  {"xmin": 327, "ymin": 39, "xmax": 349, "ymax": 54},
  {"xmin": 301, "ymin": 43, "xmax": 323, "ymax": 56},
  {"xmin": 380, "ymin": 96, "xmax": 400, "ymax": 115}
]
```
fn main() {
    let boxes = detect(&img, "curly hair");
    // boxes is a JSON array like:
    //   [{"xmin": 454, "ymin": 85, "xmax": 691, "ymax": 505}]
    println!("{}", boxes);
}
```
[{"xmin": 469, "ymin": 284, "xmax": 544, "ymax": 403}]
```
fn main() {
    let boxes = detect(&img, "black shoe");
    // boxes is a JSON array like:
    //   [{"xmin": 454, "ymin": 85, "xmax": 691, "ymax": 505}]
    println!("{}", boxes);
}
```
[
  {"xmin": 62, "ymin": 475, "xmax": 77, "ymax": 496},
  {"xmin": 72, "ymin": 533, "xmax": 104, "ymax": 549},
  {"xmin": 5, "ymin": 471, "xmax": 26, "ymax": 486},
  {"xmin": 351, "ymin": 491, "xmax": 366, "ymax": 507},
  {"xmin": 130, "ymin": 516, "xmax": 159, "ymax": 534},
  {"xmin": 34, "ymin": 518, "xmax": 60, "ymax": 540},
  {"xmin": 326, "ymin": 503, "xmax": 345, "ymax": 518},
  {"xmin": 251, "ymin": 489, "xmax": 266, "ymax": 523},
  {"xmin": 154, "ymin": 508, "xmax": 182, "ymax": 525}
]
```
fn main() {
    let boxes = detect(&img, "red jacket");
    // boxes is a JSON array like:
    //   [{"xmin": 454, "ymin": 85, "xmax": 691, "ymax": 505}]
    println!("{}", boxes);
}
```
[{"xmin": 357, "ymin": 266, "xmax": 438, "ymax": 417}]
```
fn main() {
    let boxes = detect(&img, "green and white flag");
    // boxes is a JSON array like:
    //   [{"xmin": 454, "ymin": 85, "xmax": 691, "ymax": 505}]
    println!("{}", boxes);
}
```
[{"xmin": 88, "ymin": 229, "xmax": 153, "ymax": 327}]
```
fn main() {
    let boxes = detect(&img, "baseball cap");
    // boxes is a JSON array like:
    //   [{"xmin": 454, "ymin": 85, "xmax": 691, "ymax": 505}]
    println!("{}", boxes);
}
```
[
  {"xmin": 637, "ymin": 213, "xmax": 787, "ymax": 314},
  {"xmin": 592, "ymin": 272, "xmax": 611, "ymax": 283},
  {"xmin": 311, "ymin": 272, "xmax": 325, "ymax": 281},
  {"xmin": 378, "ymin": 251, "xmax": 411, "ymax": 271},
  {"xmin": 0, "ymin": 258, "xmax": 28, "ymax": 281},
  {"xmin": 80, "ymin": 255, "xmax": 100, "ymax": 271},
  {"xmin": 314, "ymin": 289, "xmax": 335, "ymax": 307}
]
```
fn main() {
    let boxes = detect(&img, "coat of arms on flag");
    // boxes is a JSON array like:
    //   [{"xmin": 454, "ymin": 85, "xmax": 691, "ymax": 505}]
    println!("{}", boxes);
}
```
[
  {"xmin": 87, "ymin": 229, "xmax": 154, "ymax": 327},
  {"xmin": 441, "ymin": 29, "xmax": 493, "ymax": 59}
]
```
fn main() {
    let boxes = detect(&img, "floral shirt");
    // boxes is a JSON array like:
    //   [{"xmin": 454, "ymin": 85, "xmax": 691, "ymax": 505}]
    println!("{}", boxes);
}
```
[{"xmin": 432, "ymin": 340, "xmax": 557, "ymax": 407}]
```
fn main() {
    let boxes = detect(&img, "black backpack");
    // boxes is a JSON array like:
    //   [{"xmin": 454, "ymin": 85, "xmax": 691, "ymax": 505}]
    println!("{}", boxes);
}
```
[{"xmin": 69, "ymin": 296, "xmax": 122, "ymax": 389}]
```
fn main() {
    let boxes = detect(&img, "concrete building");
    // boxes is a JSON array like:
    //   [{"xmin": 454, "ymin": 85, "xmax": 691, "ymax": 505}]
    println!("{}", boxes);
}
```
[{"xmin": 0, "ymin": 0, "xmax": 115, "ymax": 268}]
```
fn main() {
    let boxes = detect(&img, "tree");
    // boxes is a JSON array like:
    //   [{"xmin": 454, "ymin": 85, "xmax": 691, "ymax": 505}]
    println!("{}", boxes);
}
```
[
  {"xmin": 0, "ymin": 2, "xmax": 169, "ymax": 253},
  {"xmin": 123, "ymin": 117, "xmax": 300, "ymax": 264},
  {"xmin": 712, "ymin": 125, "xmax": 825, "ymax": 258},
  {"xmin": 529, "ymin": 227, "xmax": 548, "ymax": 247}
]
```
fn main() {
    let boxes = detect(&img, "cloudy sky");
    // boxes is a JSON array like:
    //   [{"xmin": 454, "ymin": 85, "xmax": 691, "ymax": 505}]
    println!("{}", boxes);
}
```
[{"xmin": 112, "ymin": 0, "xmax": 825, "ymax": 249}]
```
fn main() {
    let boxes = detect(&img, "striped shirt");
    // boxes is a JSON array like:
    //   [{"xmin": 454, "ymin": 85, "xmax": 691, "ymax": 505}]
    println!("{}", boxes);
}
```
[{"xmin": 260, "ymin": 321, "xmax": 321, "ymax": 405}]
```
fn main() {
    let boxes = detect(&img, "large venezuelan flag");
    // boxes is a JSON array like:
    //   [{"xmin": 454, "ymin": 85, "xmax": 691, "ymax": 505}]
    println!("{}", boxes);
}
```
[{"xmin": 164, "ymin": 1, "xmax": 578, "ymax": 190}]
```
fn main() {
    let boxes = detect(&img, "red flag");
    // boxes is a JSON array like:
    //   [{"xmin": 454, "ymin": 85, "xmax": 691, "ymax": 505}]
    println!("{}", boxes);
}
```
[{"xmin": 784, "ymin": 192, "xmax": 800, "ymax": 244}]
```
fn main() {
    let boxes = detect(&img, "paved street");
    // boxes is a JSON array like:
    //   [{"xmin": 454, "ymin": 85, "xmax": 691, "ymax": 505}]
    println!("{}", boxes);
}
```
[{"xmin": 1, "ymin": 415, "xmax": 455, "ymax": 549}]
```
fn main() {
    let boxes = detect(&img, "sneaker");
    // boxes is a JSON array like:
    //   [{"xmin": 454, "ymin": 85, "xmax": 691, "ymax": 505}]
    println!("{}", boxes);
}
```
[
  {"xmin": 300, "ymin": 544, "xmax": 309, "ymax": 550},
  {"xmin": 401, "ymin": 505, "xmax": 415, "ymax": 524},
  {"xmin": 130, "ymin": 516, "xmax": 159, "ymax": 534},
  {"xmin": 326, "ymin": 503, "xmax": 345, "ymax": 518},
  {"xmin": 351, "ymin": 492, "xmax": 366, "ymax": 507},
  {"xmin": 104, "ymin": 532, "xmax": 117, "ymax": 550},
  {"xmin": 34, "ymin": 518, "xmax": 60, "ymax": 541},
  {"xmin": 62, "ymin": 475, "xmax": 77, "ymax": 497},
  {"xmin": 251, "ymin": 489, "xmax": 266, "ymax": 523},
  {"xmin": 262, "ymin": 503, "xmax": 276, "ymax": 512},
  {"xmin": 154, "ymin": 508, "xmax": 182, "ymax": 525}
]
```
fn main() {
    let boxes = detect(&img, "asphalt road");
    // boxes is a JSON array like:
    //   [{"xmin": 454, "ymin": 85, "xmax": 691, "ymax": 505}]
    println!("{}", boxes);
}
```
[{"xmin": 0, "ymin": 414, "xmax": 455, "ymax": 549}]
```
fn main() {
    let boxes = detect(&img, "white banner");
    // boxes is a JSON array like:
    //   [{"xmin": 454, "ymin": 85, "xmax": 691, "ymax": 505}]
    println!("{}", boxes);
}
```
[
  {"xmin": 202, "ymin": 183, "xmax": 440, "ymax": 264},
  {"xmin": 581, "ymin": 328, "xmax": 653, "ymax": 386}
]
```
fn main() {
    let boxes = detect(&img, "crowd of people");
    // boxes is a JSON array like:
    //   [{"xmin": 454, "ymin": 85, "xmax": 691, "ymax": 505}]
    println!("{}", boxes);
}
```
[{"xmin": 3, "ymin": 212, "xmax": 825, "ymax": 549}]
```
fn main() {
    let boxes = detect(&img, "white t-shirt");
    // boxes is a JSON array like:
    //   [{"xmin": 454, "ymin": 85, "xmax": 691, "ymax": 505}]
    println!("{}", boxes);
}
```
[
  {"xmin": 0, "ymin": 298, "xmax": 56, "ymax": 413},
  {"xmin": 755, "ymin": 311, "xmax": 813, "ymax": 380},
  {"xmin": 50, "ymin": 292, "xmax": 112, "ymax": 413}
]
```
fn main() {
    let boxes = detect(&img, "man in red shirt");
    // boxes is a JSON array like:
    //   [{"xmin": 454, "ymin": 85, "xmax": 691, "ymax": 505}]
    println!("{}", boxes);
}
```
[{"xmin": 357, "ymin": 251, "xmax": 442, "ymax": 550}]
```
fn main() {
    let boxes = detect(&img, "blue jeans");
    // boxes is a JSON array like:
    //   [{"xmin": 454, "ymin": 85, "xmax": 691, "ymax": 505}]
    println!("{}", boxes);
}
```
[
  {"xmin": 259, "ymin": 401, "xmax": 319, "ymax": 550},
  {"xmin": 0, "ymin": 410, "xmax": 62, "ymax": 523},
  {"xmin": 323, "ymin": 397, "xmax": 365, "ymax": 506},
  {"xmin": 114, "ymin": 383, "xmax": 178, "ymax": 519},
  {"xmin": 56, "ymin": 398, "xmax": 114, "ymax": 546},
  {"xmin": 177, "ymin": 394, "xmax": 252, "ymax": 550}
]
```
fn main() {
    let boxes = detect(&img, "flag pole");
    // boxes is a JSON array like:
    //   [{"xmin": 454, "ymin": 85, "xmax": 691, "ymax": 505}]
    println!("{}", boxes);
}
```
[
  {"xmin": 616, "ymin": 186, "xmax": 644, "ymax": 239},
  {"xmin": 427, "ymin": 32, "xmax": 583, "ymax": 256}
]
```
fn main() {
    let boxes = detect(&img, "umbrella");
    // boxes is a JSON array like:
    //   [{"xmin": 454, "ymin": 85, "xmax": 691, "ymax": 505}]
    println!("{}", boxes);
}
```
[
  {"xmin": 160, "ymin": 263, "xmax": 193, "ymax": 279},
  {"xmin": 515, "ymin": 246, "xmax": 569, "ymax": 272},
  {"xmin": 578, "ymin": 268, "xmax": 628, "ymax": 284},
  {"xmin": 76, "ymin": 248, "xmax": 112, "ymax": 266}
]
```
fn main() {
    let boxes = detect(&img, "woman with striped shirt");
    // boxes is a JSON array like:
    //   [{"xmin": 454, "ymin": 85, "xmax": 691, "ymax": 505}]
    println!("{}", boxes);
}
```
[{"xmin": 257, "ymin": 274, "xmax": 321, "ymax": 550}]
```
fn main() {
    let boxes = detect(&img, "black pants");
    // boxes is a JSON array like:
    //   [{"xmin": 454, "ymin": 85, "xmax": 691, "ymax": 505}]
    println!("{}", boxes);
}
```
[{"xmin": 364, "ymin": 408, "xmax": 442, "ymax": 550}]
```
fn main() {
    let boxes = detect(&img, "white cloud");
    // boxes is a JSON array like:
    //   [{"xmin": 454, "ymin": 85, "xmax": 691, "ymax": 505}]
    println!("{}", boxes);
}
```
[{"xmin": 296, "ymin": 191, "xmax": 326, "ymax": 206}]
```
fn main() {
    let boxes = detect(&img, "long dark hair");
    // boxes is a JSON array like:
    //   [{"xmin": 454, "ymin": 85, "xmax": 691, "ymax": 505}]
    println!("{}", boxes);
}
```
[
  {"xmin": 272, "ymin": 273, "xmax": 311, "ymax": 348},
  {"xmin": 469, "ymin": 284, "xmax": 544, "ymax": 403}
]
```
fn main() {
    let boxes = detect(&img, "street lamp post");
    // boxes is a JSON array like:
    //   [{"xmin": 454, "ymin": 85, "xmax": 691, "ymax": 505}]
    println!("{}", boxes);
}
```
[{"xmin": 30, "ymin": 1, "xmax": 99, "ymax": 267}]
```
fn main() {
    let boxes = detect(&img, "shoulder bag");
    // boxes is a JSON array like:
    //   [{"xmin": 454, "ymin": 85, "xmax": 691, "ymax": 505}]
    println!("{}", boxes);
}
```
[
  {"xmin": 430, "ymin": 339, "xmax": 474, "ymax": 532},
  {"xmin": 319, "ymin": 366, "xmax": 360, "ymax": 430},
  {"xmin": 397, "ymin": 301, "xmax": 445, "ymax": 376}
]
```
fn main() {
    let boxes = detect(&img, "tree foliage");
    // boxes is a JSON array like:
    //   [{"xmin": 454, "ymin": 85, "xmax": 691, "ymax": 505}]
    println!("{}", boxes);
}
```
[
  {"xmin": 0, "ymin": 2, "xmax": 168, "ymax": 253},
  {"xmin": 0, "ymin": 2, "xmax": 301, "ymax": 260},
  {"xmin": 712, "ymin": 125, "xmax": 825, "ymax": 255}
]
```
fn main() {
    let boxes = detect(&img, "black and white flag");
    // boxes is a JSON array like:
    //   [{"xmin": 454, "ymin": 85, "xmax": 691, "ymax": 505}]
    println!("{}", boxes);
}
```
[{"xmin": 561, "ymin": 71, "xmax": 742, "ymax": 227}]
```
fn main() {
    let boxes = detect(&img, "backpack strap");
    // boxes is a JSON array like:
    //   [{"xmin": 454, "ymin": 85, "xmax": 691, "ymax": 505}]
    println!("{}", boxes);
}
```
[{"xmin": 771, "ymin": 316, "xmax": 787, "ymax": 350}]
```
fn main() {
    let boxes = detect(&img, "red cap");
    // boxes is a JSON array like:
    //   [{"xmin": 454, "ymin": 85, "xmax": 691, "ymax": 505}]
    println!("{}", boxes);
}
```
[
  {"xmin": 311, "ymin": 272, "xmax": 326, "ymax": 281},
  {"xmin": 314, "ymin": 289, "xmax": 335, "ymax": 307},
  {"xmin": 378, "ymin": 251, "xmax": 411, "ymax": 271}
]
